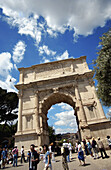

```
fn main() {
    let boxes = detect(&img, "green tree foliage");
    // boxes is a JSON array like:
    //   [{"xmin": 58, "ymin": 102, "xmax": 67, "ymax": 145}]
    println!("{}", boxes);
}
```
[
  {"xmin": 0, "ymin": 122, "xmax": 17, "ymax": 148},
  {"xmin": 48, "ymin": 126, "xmax": 56, "ymax": 144},
  {"xmin": 0, "ymin": 87, "xmax": 18, "ymax": 123},
  {"xmin": 94, "ymin": 30, "xmax": 111, "ymax": 106},
  {"xmin": 0, "ymin": 87, "xmax": 18, "ymax": 147}
]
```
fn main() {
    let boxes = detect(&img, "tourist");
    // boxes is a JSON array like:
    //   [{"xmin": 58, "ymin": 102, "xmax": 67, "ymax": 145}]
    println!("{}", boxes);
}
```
[
  {"xmin": 49, "ymin": 144, "xmax": 52, "ymax": 153},
  {"xmin": 1, "ymin": 148, "xmax": 7, "ymax": 169},
  {"xmin": 56, "ymin": 145, "xmax": 61, "ymax": 156},
  {"xmin": 43, "ymin": 144, "xmax": 52, "ymax": 170},
  {"xmin": 12, "ymin": 146, "xmax": 18, "ymax": 167},
  {"xmin": 39, "ymin": 148, "xmax": 44, "ymax": 161},
  {"xmin": 91, "ymin": 137, "xmax": 99, "ymax": 159},
  {"xmin": 0, "ymin": 148, "xmax": 2, "ymax": 169},
  {"xmin": 68, "ymin": 141, "xmax": 72, "ymax": 160},
  {"xmin": 21, "ymin": 146, "xmax": 26, "ymax": 163},
  {"xmin": 50, "ymin": 143, "xmax": 55, "ymax": 162},
  {"xmin": 39, "ymin": 148, "xmax": 42, "ymax": 154},
  {"xmin": 86, "ymin": 140, "xmax": 93, "ymax": 157},
  {"xmin": 61, "ymin": 144, "xmax": 69, "ymax": 170},
  {"xmin": 5, "ymin": 147, "xmax": 8, "ymax": 163},
  {"xmin": 27, "ymin": 151, "xmax": 31, "ymax": 163},
  {"xmin": 75, "ymin": 142, "xmax": 78, "ymax": 153},
  {"xmin": 8, "ymin": 150, "xmax": 13, "ymax": 164},
  {"xmin": 63, "ymin": 140, "xmax": 69, "ymax": 162},
  {"xmin": 97, "ymin": 137, "xmax": 109, "ymax": 159},
  {"xmin": 107, "ymin": 136, "xmax": 111, "ymax": 149},
  {"xmin": 77, "ymin": 141, "xmax": 85, "ymax": 166},
  {"xmin": 82, "ymin": 139, "xmax": 88, "ymax": 156},
  {"xmin": 29, "ymin": 144, "xmax": 39, "ymax": 170}
]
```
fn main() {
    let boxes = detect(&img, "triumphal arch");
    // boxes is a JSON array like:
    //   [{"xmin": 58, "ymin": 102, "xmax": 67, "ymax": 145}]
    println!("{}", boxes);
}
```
[{"xmin": 15, "ymin": 56, "xmax": 111, "ymax": 150}]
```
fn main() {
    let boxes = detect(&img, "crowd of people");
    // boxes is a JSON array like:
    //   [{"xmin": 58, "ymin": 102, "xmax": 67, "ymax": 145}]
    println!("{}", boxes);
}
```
[
  {"xmin": 0, "ymin": 136, "xmax": 111, "ymax": 169},
  {"xmin": 75, "ymin": 136, "xmax": 111, "ymax": 167}
]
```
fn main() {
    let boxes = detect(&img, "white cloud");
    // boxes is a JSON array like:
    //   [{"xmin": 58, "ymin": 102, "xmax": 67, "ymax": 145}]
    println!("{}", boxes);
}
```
[
  {"xmin": 55, "ymin": 109, "xmax": 77, "ymax": 128},
  {"xmin": 107, "ymin": 108, "xmax": 111, "ymax": 116},
  {"xmin": 2, "ymin": 7, "xmax": 41, "ymax": 45},
  {"xmin": 0, "ymin": 52, "xmax": 13, "ymax": 77},
  {"xmin": 47, "ymin": 28, "xmax": 57, "ymax": 37},
  {"xmin": 14, "ymin": 64, "xmax": 18, "ymax": 70},
  {"xmin": 38, "ymin": 45, "xmax": 56, "ymax": 56},
  {"xmin": 42, "ymin": 56, "xmax": 50, "ymax": 63},
  {"xmin": 57, "ymin": 103, "xmax": 73, "ymax": 111},
  {"xmin": 48, "ymin": 103, "xmax": 78, "ymax": 134},
  {"xmin": 0, "ymin": 52, "xmax": 18, "ymax": 92},
  {"xmin": 55, "ymin": 127, "xmax": 78, "ymax": 134},
  {"xmin": 55, "ymin": 50, "xmax": 69, "ymax": 60},
  {"xmin": 12, "ymin": 41, "xmax": 26, "ymax": 63},
  {"xmin": 0, "ymin": 75, "xmax": 17, "ymax": 92},
  {"xmin": 50, "ymin": 116, "xmax": 57, "ymax": 120},
  {"xmin": 49, "ymin": 106, "xmax": 54, "ymax": 111},
  {"xmin": 0, "ymin": 0, "xmax": 111, "ymax": 41}
]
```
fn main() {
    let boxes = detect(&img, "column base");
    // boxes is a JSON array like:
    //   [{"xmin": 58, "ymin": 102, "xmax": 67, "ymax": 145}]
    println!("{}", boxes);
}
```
[
  {"xmin": 14, "ymin": 130, "xmax": 49, "ymax": 153},
  {"xmin": 14, "ymin": 132, "xmax": 41, "ymax": 154}
]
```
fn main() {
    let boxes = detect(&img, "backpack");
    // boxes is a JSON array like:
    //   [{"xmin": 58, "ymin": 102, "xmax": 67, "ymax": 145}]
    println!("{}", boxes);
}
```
[{"xmin": 64, "ymin": 147, "xmax": 69, "ymax": 156}]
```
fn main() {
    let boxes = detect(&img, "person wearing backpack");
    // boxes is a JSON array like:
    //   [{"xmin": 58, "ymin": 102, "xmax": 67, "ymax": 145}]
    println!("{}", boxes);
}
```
[
  {"xmin": 29, "ymin": 144, "xmax": 39, "ymax": 170},
  {"xmin": 43, "ymin": 144, "xmax": 52, "ymax": 170},
  {"xmin": 61, "ymin": 145, "xmax": 69, "ymax": 170},
  {"xmin": 63, "ymin": 140, "xmax": 70, "ymax": 162}
]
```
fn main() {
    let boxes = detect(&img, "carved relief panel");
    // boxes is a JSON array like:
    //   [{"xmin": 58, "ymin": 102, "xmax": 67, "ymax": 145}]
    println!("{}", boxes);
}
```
[{"xmin": 25, "ymin": 115, "xmax": 33, "ymax": 130}]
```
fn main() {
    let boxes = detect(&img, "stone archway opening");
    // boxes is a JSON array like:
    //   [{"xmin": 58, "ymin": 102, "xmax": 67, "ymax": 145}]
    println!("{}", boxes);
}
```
[
  {"xmin": 47, "ymin": 102, "xmax": 79, "ymax": 142},
  {"xmin": 40, "ymin": 92, "xmax": 80, "ymax": 144}
]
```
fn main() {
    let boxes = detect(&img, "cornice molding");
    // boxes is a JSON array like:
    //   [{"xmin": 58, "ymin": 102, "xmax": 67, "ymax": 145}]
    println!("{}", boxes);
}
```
[{"xmin": 15, "ymin": 71, "xmax": 94, "ymax": 90}]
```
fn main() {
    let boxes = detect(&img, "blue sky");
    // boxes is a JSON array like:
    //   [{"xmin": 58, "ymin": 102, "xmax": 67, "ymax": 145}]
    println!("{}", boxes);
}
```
[{"xmin": 0, "ymin": 0, "xmax": 111, "ymax": 134}]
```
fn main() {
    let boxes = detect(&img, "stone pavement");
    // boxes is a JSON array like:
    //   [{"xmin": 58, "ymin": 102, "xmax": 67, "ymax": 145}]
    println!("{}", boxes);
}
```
[{"xmin": 4, "ymin": 150, "xmax": 111, "ymax": 170}]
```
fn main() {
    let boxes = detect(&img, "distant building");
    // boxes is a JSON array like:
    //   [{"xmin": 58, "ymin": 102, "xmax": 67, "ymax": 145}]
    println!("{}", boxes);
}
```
[{"xmin": 56, "ymin": 132, "xmax": 79, "ymax": 145}]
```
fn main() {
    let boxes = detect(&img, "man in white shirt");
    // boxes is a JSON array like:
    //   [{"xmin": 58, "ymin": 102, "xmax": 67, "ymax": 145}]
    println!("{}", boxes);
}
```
[{"xmin": 21, "ymin": 146, "xmax": 26, "ymax": 163}]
